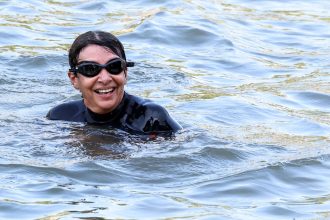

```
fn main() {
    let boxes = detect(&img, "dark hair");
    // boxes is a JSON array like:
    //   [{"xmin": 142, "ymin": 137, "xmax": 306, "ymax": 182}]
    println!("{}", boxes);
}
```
[{"xmin": 68, "ymin": 31, "xmax": 127, "ymax": 68}]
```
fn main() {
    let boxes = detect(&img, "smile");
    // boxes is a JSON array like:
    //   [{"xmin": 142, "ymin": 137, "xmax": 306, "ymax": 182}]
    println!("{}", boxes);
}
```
[{"xmin": 95, "ymin": 88, "xmax": 115, "ymax": 94}]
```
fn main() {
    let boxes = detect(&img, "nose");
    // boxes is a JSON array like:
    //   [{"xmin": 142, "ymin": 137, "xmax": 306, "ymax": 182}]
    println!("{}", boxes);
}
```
[{"xmin": 97, "ymin": 68, "xmax": 112, "ymax": 83}]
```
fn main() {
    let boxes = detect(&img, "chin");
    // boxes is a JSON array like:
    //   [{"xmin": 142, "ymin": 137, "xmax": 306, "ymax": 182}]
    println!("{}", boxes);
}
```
[{"xmin": 97, "ymin": 103, "xmax": 117, "ymax": 114}]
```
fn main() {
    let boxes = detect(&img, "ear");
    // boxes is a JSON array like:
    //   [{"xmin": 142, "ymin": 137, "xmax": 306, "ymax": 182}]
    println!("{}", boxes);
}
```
[{"xmin": 68, "ymin": 71, "xmax": 79, "ymax": 90}]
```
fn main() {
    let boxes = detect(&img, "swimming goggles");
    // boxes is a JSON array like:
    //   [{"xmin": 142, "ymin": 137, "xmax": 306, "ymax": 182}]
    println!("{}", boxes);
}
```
[{"xmin": 70, "ymin": 58, "xmax": 134, "ymax": 77}]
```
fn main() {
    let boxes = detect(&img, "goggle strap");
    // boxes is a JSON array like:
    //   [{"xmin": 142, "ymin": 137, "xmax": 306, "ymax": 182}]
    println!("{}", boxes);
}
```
[
  {"xmin": 126, "ymin": 61, "xmax": 135, "ymax": 67},
  {"xmin": 69, "ymin": 68, "xmax": 77, "ymax": 75}
]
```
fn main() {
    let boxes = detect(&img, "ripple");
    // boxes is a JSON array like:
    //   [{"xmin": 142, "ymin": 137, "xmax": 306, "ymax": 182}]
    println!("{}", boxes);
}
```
[
  {"xmin": 287, "ymin": 91, "xmax": 330, "ymax": 110},
  {"xmin": 0, "ymin": 0, "xmax": 330, "ymax": 219}
]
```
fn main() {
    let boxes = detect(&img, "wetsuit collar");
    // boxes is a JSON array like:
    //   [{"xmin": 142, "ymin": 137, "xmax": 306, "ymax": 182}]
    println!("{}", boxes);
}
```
[{"xmin": 84, "ymin": 92, "xmax": 128, "ymax": 124}]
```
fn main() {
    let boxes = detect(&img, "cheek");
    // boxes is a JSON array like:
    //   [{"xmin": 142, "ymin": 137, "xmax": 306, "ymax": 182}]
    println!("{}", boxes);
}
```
[
  {"xmin": 77, "ymin": 78, "xmax": 95, "ymax": 93},
  {"xmin": 114, "ymin": 75, "xmax": 127, "ymax": 86}
]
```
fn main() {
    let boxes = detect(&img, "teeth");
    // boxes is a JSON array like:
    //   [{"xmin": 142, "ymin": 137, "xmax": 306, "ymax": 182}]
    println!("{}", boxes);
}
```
[{"xmin": 96, "ymin": 88, "xmax": 114, "ymax": 94}]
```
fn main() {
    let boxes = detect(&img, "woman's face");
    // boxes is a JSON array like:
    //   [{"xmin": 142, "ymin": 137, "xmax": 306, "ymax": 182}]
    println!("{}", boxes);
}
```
[{"xmin": 69, "ymin": 44, "xmax": 127, "ymax": 114}]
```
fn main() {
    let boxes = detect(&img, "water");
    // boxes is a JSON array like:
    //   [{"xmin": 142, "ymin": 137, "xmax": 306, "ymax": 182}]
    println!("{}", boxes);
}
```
[{"xmin": 1, "ymin": 0, "xmax": 330, "ymax": 219}]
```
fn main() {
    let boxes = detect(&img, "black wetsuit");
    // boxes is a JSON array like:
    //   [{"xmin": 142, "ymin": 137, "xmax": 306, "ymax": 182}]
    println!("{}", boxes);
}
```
[{"xmin": 47, "ymin": 92, "xmax": 181, "ymax": 135}]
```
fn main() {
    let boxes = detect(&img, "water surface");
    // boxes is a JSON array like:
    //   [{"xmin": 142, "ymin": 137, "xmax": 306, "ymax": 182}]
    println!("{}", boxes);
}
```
[{"xmin": 0, "ymin": 0, "xmax": 330, "ymax": 219}]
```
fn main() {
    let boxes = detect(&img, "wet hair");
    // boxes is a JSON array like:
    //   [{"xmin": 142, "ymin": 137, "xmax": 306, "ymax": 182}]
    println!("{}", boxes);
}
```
[{"xmin": 68, "ymin": 31, "xmax": 127, "ymax": 68}]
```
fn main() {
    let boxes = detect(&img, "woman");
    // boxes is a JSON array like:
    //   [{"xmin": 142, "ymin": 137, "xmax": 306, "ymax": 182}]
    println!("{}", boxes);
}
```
[{"xmin": 47, "ymin": 31, "xmax": 181, "ymax": 136}]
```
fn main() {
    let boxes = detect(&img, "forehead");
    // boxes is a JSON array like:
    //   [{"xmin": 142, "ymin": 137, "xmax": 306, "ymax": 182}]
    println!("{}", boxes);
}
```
[{"xmin": 77, "ymin": 44, "xmax": 118, "ymax": 63}]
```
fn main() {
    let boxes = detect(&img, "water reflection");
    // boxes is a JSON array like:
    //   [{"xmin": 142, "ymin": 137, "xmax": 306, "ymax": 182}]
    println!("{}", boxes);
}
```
[
  {"xmin": 66, "ymin": 125, "xmax": 139, "ymax": 159},
  {"xmin": 1, "ymin": 0, "xmax": 330, "ymax": 219},
  {"xmin": 63, "ymin": 123, "xmax": 184, "ymax": 159}
]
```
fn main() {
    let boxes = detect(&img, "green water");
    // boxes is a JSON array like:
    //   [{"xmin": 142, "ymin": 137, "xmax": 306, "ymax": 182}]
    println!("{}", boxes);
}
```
[{"xmin": 0, "ymin": 0, "xmax": 330, "ymax": 219}]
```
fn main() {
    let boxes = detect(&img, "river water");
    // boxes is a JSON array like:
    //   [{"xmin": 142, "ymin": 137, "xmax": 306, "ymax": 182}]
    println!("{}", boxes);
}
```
[{"xmin": 0, "ymin": 0, "xmax": 330, "ymax": 219}]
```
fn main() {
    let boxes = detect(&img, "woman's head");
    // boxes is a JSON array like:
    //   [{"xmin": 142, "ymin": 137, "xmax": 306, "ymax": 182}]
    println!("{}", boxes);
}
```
[
  {"xmin": 68, "ymin": 31, "xmax": 131, "ymax": 114},
  {"xmin": 68, "ymin": 31, "xmax": 127, "ymax": 69}
]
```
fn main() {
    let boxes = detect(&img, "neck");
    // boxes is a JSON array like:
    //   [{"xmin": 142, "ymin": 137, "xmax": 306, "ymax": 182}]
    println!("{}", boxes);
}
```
[{"xmin": 85, "ymin": 92, "xmax": 128, "ymax": 123}]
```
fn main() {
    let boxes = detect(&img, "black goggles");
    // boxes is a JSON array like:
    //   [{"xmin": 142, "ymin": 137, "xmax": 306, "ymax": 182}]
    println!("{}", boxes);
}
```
[{"xmin": 70, "ymin": 58, "xmax": 135, "ymax": 77}]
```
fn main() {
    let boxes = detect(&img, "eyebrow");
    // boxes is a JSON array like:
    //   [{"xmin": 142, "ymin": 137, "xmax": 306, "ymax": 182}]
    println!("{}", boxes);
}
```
[
  {"xmin": 77, "ymin": 60, "xmax": 98, "ymax": 65},
  {"xmin": 77, "ymin": 58, "xmax": 121, "ymax": 66}
]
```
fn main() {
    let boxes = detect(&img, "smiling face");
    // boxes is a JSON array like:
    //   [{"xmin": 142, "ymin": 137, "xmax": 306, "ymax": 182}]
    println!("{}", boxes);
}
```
[{"xmin": 68, "ymin": 44, "xmax": 127, "ymax": 114}]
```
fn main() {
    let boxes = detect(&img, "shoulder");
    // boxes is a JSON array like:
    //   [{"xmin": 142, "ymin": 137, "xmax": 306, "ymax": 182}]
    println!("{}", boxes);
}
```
[
  {"xmin": 125, "ymin": 93, "xmax": 182, "ymax": 134},
  {"xmin": 46, "ymin": 100, "xmax": 85, "ymax": 122},
  {"xmin": 126, "ymin": 93, "xmax": 168, "ymax": 118}
]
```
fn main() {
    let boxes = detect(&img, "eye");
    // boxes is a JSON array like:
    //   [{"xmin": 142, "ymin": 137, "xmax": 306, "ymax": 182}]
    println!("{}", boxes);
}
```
[
  {"xmin": 78, "ymin": 64, "xmax": 101, "ymax": 76},
  {"xmin": 106, "ymin": 60, "xmax": 123, "ymax": 75}
]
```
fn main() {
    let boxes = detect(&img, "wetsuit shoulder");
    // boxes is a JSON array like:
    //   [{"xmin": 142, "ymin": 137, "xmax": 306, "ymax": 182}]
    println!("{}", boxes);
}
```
[
  {"xmin": 46, "ymin": 100, "xmax": 86, "ymax": 122},
  {"xmin": 143, "ymin": 102, "xmax": 182, "ymax": 133},
  {"xmin": 124, "ymin": 94, "xmax": 182, "ymax": 134}
]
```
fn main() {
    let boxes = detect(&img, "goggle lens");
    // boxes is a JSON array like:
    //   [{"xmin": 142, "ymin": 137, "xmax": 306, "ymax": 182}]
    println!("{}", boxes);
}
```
[{"xmin": 71, "ymin": 58, "xmax": 134, "ymax": 77}]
